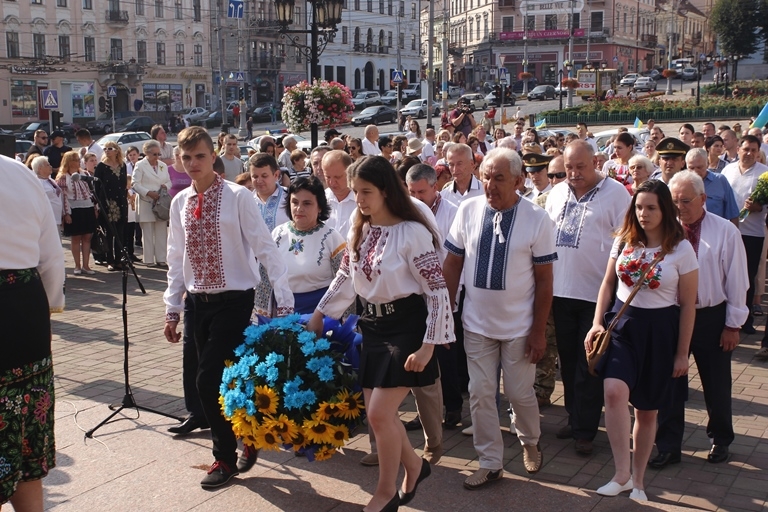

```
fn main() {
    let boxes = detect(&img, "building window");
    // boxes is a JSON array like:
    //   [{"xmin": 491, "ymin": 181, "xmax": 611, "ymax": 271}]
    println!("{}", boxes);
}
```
[
  {"xmin": 295, "ymin": 47, "xmax": 301, "ymax": 63},
  {"xmin": 58, "ymin": 35, "xmax": 70, "ymax": 61},
  {"xmin": 399, "ymin": 32, "xmax": 404, "ymax": 48},
  {"xmin": 110, "ymin": 38, "xmax": 123, "ymax": 60},
  {"xmin": 84, "ymin": 36, "xmax": 95, "ymax": 61},
  {"xmin": 157, "ymin": 42, "xmax": 165, "ymax": 64},
  {"xmin": 136, "ymin": 0, "xmax": 144, "ymax": 14},
  {"xmin": 367, "ymin": 0, "xmax": 372, "ymax": 11},
  {"xmin": 591, "ymin": 11, "xmax": 603, "ymax": 32},
  {"xmin": 502, "ymin": 16, "xmax": 514, "ymax": 32},
  {"xmin": 11, "ymin": 81, "xmax": 38, "ymax": 117},
  {"xmin": 32, "ymin": 0, "xmax": 42, "ymax": 4},
  {"xmin": 379, "ymin": 0, "xmax": 383, "ymax": 13},
  {"xmin": 57, "ymin": 0, "xmax": 66, "ymax": 6},
  {"xmin": 573, "ymin": 12, "xmax": 580, "ymax": 29},
  {"xmin": 411, "ymin": 2, "xmax": 415, "ymax": 18},
  {"xmin": 176, "ymin": 43, "xmax": 184, "ymax": 65},
  {"xmin": 6, "ymin": 32, "xmax": 20, "ymax": 58},
  {"xmin": 342, "ymin": 26, "xmax": 348, "ymax": 44},
  {"xmin": 410, "ymin": 34, "xmax": 415, "ymax": 50},
  {"xmin": 388, "ymin": 0, "xmax": 392, "ymax": 15},
  {"xmin": 354, "ymin": 0, "xmax": 359, "ymax": 10},
  {"xmin": 388, "ymin": 31, "xmax": 392, "ymax": 47},
  {"xmin": 175, "ymin": 0, "xmax": 182, "ymax": 19},
  {"xmin": 526, "ymin": 15, "xmax": 535, "ymax": 30},
  {"xmin": 137, "ymin": 40, "xmax": 147, "ymax": 63},
  {"xmin": 155, "ymin": 0, "xmax": 163, "ymax": 18},
  {"xmin": 545, "ymin": 14, "xmax": 557, "ymax": 29},
  {"xmin": 354, "ymin": 27, "xmax": 360, "ymax": 46},
  {"xmin": 83, "ymin": 0, "xmax": 92, "ymax": 8},
  {"xmin": 469, "ymin": 24, "xmax": 473, "ymax": 41},
  {"xmin": 623, "ymin": 12, "xmax": 627, "ymax": 32},
  {"xmin": 193, "ymin": 0, "xmax": 201, "ymax": 20},
  {"xmin": 33, "ymin": 34, "xmax": 46, "ymax": 59},
  {"xmin": 484, "ymin": 17, "xmax": 488, "ymax": 37},
  {"xmin": 295, "ymin": 6, "xmax": 301, "ymax": 25},
  {"xmin": 399, "ymin": 0, "xmax": 404, "ymax": 16}
]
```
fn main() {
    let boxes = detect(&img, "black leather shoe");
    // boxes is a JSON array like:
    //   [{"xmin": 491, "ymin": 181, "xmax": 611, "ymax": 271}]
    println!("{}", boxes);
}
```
[
  {"xmin": 237, "ymin": 445, "xmax": 259, "ymax": 472},
  {"xmin": 399, "ymin": 458, "xmax": 431, "ymax": 506},
  {"xmin": 168, "ymin": 416, "xmax": 210, "ymax": 436},
  {"xmin": 403, "ymin": 416, "xmax": 422, "ymax": 431},
  {"xmin": 707, "ymin": 445, "xmax": 729, "ymax": 464},
  {"xmin": 444, "ymin": 409, "xmax": 462, "ymax": 429},
  {"xmin": 648, "ymin": 451, "xmax": 681, "ymax": 469}
]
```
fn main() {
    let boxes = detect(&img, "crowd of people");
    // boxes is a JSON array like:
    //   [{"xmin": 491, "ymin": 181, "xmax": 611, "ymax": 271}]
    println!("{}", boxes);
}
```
[{"xmin": 5, "ymin": 107, "xmax": 768, "ymax": 511}]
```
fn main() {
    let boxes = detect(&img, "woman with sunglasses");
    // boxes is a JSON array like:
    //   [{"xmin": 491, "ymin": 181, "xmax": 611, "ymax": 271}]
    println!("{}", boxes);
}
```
[
  {"xmin": 94, "ymin": 142, "xmax": 129, "ymax": 271},
  {"xmin": 348, "ymin": 138, "xmax": 364, "ymax": 162},
  {"xmin": 132, "ymin": 140, "xmax": 172, "ymax": 267}
]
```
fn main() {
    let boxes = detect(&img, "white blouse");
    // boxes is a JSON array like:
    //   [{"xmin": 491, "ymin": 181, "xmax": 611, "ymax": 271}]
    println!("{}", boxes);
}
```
[
  {"xmin": 317, "ymin": 221, "xmax": 455, "ymax": 345},
  {"xmin": 132, "ymin": 158, "xmax": 172, "ymax": 223},
  {"xmin": 272, "ymin": 222, "xmax": 346, "ymax": 293}
]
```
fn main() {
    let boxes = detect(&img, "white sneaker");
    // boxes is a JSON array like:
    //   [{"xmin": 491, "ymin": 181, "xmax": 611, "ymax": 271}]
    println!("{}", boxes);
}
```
[
  {"xmin": 596, "ymin": 477, "xmax": 634, "ymax": 497},
  {"xmin": 462, "ymin": 425, "xmax": 474, "ymax": 436},
  {"xmin": 629, "ymin": 489, "xmax": 648, "ymax": 502}
]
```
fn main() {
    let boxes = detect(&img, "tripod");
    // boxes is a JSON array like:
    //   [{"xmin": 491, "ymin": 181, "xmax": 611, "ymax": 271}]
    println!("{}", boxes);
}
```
[{"xmin": 85, "ymin": 175, "xmax": 182, "ymax": 438}]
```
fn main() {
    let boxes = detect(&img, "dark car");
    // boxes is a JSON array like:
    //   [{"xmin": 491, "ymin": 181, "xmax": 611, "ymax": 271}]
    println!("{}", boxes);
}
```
[
  {"xmin": 116, "ymin": 116, "xmax": 155, "ymax": 132},
  {"xmin": 251, "ymin": 103, "xmax": 281, "ymax": 123},
  {"xmin": 14, "ymin": 121, "xmax": 76, "ymax": 142},
  {"xmin": 527, "ymin": 85, "xmax": 557, "ymax": 101},
  {"xmin": 351, "ymin": 106, "xmax": 397, "ymax": 126},
  {"xmin": 512, "ymin": 78, "xmax": 539, "ymax": 94},
  {"xmin": 202, "ymin": 111, "xmax": 234, "ymax": 128},
  {"xmin": 86, "ymin": 111, "xmax": 139, "ymax": 134}
]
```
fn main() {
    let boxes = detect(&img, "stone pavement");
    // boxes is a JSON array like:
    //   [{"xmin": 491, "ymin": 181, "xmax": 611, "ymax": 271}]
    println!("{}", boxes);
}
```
[{"xmin": 11, "ymin": 239, "xmax": 768, "ymax": 512}]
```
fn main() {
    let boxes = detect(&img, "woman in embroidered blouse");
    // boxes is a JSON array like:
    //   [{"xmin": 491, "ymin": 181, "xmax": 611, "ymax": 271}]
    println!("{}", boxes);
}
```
[
  {"xmin": 132, "ymin": 139, "xmax": 172, "ymax": 267},
  {"xmin": 57, "ymin": 150, "xmax": 97, "ymax": 275},
  {"xmin": 94, "ymin": 142, "xmax": 129, "ymax": 271},
  {"xmin": 602, "ymin": 132, "xmax": 637, "ymax": 185},
  {"xmin": 308, "ymin": 156, "xmax": 454, "ymax": 512},
  {"xmin": 255, "ymin": 176, "xmax": 345, "ymax": 315},
  {"xmin": 625, "ymin": 155, "xmax": 654, "ymax": 195},
  {"xmin": 585, "ymin": 180, "xmax": 698, "ymax": 502}
]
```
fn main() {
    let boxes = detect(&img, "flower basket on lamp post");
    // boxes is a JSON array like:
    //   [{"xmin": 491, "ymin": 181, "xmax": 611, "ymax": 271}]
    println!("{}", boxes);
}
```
[
  {"xmin": 663, "ymin": 69, "xmax": 677, "ymax": 96},
  {"xmin": 519, "ymin": 72, "xmax": 533, "ymax": 80},
  {"xmin": 281, "ymin": 79, "xmax": 354, "ymax": 134},
  {"xmin": 562, "ymin": 78, "xmax": 579, "ymax": 89}
]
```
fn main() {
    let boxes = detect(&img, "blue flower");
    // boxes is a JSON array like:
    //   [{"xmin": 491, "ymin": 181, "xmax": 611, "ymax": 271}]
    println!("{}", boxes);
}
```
[
  {"xmin": 283, "ymin": 376, "xmax": 304, "ymax": 396},
  {"xmin": 306, "ymin": 356, "xmax": 334, "ymax": 372},
  {"xmin": 298, "ymin": 331, "xmax": 316, "ymax": 345},
  {"xmin": 318, "ymin": 366, "xmax": 334, "ymax": 382},
  {"xmin": 265, "ymin": 352, "xmax": 285, "ymax": 366},
  {"xmin": 314, "ymin": 338, "xmax": 331, "ymax": 352},
  {"xmin": 265, "ymin": 366, "xmax": 279, "ymax": 386}
]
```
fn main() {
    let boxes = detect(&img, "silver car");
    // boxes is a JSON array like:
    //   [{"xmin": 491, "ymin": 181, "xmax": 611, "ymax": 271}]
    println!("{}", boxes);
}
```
[
  {"xmin": 399, "ymin": 99, "xmax": 440, "ymax": 118},
  {"xmin": 459, "ymin": 93, "xmax": 488, "ymax": 111}
]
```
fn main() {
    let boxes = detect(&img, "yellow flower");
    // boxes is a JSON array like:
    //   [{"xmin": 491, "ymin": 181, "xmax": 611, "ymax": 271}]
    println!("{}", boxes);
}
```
[
  {"xmin": 224, "ymin": 359, "xmax": 234, "ymax": 367},
  {"xmin": 315, "ymin": 401, "xmax": 348, "ymax": 421},
  {"xmin": 289, "ymin": 427, "xmax": 310, "ymax": 451},
  {"xmin": 314, "ymin": 445, "xmax": 336, "ymax": 461},
  {"xmin": 254, "ymin": 424, "xmax": 282, "ymax": 451},
  {"xmin": 254, "ymin": 386, "xmax": 279, "ymax": 415},
  {"xmin": 264, "ymin": 414, "xmax": 299, "ymax": 444},
  {"xmin": 328, "ymin": 424, "xmax": 350, "ymax": 448},
  {"xmin": 303, "ymin": 417, "xmax": 335, "ymax": 445},
  {"xmin": 335, "ymin": 389, "xmax": 365, "ymax": 420}
]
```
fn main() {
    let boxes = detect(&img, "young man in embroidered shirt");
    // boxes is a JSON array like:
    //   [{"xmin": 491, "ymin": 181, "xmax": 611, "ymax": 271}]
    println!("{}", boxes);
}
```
[{"xmin": 163, "ymin": 126, "xmax": 294, "ymax": 489}]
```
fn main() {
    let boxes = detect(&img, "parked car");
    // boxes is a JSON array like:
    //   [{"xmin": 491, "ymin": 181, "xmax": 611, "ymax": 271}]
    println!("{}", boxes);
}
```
[
  {"xmin": 115, "ymin": 116, "xmax": 156, "ymax": 133},
  {"xmin": 459, "ymin": 93, "xmax": 488, "ymax": 111},
  {"xmin": 553, "ymin": 84, "xmax": 568, "ymax": 97},
  {"xmin": 643, "ymin": 69, "xmax": 662, "ymax": 81},
  {"xmin": 527, "ymin": 85, "xmax": 557, "ymax": 101},
  {"xmin": 399, "ymin": 99, "xmax": 440, "ymax": 118},
  {"xmin": 484, "ymin": 91, "xmax": 517, "ymax": 107},
  {"xmin": 248, "ymin": 133, "xmax": 312, "ymax": 153},
  {"xmin": 182, "ymin": 107, "xmax": 209, "ymax": 123},
  {"xmin": 352, "ymin": 106, "xmax": 397, "ymax": 126},
  {"xmin": 448, "ymin": 85, "xmax": 462, "ymax": 99},
  {"xmin": 593, "ymin": 128, "xmax": 649, "ymax": 153},
  {"xmin": 681, "ymin": 67, "xmax": 699, "ymax": 81},
  {"xmin": 201, "ymin": 111, "xmax": 234, "ymax": 128},
  {"xmin": 633, "ymin": 77, "xmax": 657, "ymax": 92},
  {"xmin": 380, "ymin": 90, "xmax": 399, "ymax": 105},
  {"xmin": 402, "ymin": 83, "xmax": 422, "ymax": 99},
  {"xmin": 95, "ymin": 131, "xmax": 153, "ymax": 153},
  {"xmin": 352, "ymin": 91, "xmax": 382, "ymax": 109},
  {"xmin": 14, "ymin": 121, "xmax": 76, "ymax": 142},
  {"xmin": 620, "ymin": 73, "xmax": 640, "ymax": 87},
  {"xmin": 15, "ymin": 140, "xmax": 33, "ymax": 161},
  {"xmin": 86, "ymin": 111, "xmax": 139, "ymax": 134},
  {"xmin": 512, "ymin": 78, "xmax": 539, "ymax": 94},
  {"xmin": 251, "ymin": 103, "xmax": 281, "ymax": 122}
]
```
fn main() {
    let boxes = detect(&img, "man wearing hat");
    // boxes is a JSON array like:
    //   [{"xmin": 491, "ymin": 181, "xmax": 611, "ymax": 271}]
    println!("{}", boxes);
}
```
[
  {"xmin": 650, "ymin": 137, "xmax": 690, "ymax": 184},
  {"xmin": 324, "ymin": 128, "xmax": 341, "ymax": 144},
  {"xmin": 523, "ymin": 153, "xmax": 554, "ymax": 202},
  {"xmin": 43, "ymin": 131, "xmax": 72, "ymax": 171}
]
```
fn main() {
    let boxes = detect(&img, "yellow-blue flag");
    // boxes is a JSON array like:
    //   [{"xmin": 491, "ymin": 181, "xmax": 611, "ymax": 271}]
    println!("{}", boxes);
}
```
[
  {"xmin": 634, "ymin": 117, "xmax": 644, "ymax": 129},
  {"xmin": 535, "ymin": 118, "xmax": 547, "ymax": 129}
]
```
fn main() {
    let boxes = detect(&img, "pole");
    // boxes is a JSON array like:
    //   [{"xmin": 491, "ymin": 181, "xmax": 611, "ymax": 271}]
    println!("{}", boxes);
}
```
[
  {"xmin": 441, "ymin": 0, "xmax": 448, "ymax": 116},
  {"xmin": 427, "ymin": 0, "xmax": 434, "ymax": 127},
  {"xmin": 585, "ymin": 0, "xmax": 591, "ymax": 67},
  {"xmin": 665, "ymin": 11, "xmax": 673, "ymax": 95},
  {"xmin": 396, "ymin": 11, "xmax": 402, "ymax": 129},
  {"xmin": 559, "ymin": 69, "xmax": 563, "ymax": 110},
  {"xmin": 567, "ymin": 0, "xmax": 574, "ymax": 108},
  {"xmin": 237, "ymin": 16, "xmax": 248, "ymax": 139},
  {"xmin": 696, "ymin": 61, "xmax": 701, "ymax": 106},
  {"xmin": 217, "ymin": 7, "xmax": 228, "ymax": 131},
  {"xmin": 310, "ymin": 8, "xmax": 319, "ymax": 149},
  {"xmin": 522, "ymin": 0, "xmax": 528, "ymax": 97},
  {"xmin": 111, "ymin": 97, "xmax": 115, "ymax": 133},
  {"xmin": 635, "ymin": 0, "xmax": 640, "ymax": 72},
  {"xmin": 724, "ymin": 58, "xmax": 729, "ymax": 99}
]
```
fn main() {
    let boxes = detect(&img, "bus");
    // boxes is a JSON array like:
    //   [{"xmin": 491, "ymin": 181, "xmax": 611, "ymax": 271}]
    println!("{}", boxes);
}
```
[{"xmin": 576, "ymin": 68, "xmax": 619, "ymax": 101}]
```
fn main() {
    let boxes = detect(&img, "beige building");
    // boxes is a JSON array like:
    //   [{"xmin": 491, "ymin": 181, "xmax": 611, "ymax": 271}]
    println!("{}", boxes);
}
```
[{"xmin": 0, "ymin": 0, "xmax": 211, "ymax": 126}]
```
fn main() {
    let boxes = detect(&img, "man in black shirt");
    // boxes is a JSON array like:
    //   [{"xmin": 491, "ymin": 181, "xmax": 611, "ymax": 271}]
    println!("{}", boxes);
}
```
[{"xmin": 43, "ymin": 131, "xmax": 72, "ymax": 171}]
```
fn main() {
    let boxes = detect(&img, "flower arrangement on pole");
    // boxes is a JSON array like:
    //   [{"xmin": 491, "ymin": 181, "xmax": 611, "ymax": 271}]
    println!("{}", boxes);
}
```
[
  {"xmin": 662, "ymin": 69, "xmax": 678, "ymax": 79},
  {"xmin": 219, "ymin": 314, "xmax": 364, "ymax": 461},
  {"xmin": 562, "ymin": 78, "xmax": 579, "ymax": 89},
  {"xmin": 281, "ymin": 79, "xmax": 354, "ymax": 134}
]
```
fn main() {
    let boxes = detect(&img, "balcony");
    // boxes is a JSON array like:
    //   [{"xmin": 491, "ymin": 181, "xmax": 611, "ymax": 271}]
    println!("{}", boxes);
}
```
[
  {"xmin": 641, "ymin": 33, "xmax": 658, "ymax": 47},
  {"xmin": 251, "ymin": 55, "xmax": 284, "ymax": 70},
  {"xmin": 98, "ymin": 61, "xmax": 144, "ymax": 77},
  {"xmin": 691, "ymin": 31, "xmax": 702, "ymax": 45},
  {"xmin": 105, "ymin": 10, "xmax": 129, "ymax": 24},
  {"xmin": 250, "ymin": 17, "xmax": 282, "ymax": 28},
  {"xmin": 499, "ymin": 0, "xmax": 515, "ymax": 7},
  {"xmin": 352, "ymin": 43, "xmax": 389, "ymax": 54},
  {"xmin": 448, "ymin": 41, "xmax": 463, "ymax": 56}
]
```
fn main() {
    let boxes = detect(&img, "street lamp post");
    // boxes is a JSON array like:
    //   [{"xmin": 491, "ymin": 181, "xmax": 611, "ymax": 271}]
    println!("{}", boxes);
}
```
[
  {"xmin": 274, "ymin": 0, "xmax": 343, "ymax": 149},
  {"xmin": 696, "ymin": 56, "xmax": 709, "ymax": 106},
  {"xmin": 565, "ymin": 60, "xmax": 573, "ymax": 108},
  {"xmin": 723, "ymin": 56, "xmax": 730, "ymax": 99}
]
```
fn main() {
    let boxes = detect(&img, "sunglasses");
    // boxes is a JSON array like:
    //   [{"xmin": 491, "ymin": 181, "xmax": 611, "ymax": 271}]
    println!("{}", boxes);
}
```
[
  {"xmin": 547, "ymin": 172, "xmax": 567, "ymax": 179},
  {"xmin": 105, "ymin": 147, "xmax": 117, "ymax": 151},
  {"xmin": 149, "ymin": 152, "xmax": 161, "ymax": 157}
]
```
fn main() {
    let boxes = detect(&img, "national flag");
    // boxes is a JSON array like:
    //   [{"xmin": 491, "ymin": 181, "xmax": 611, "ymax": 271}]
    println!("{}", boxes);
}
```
[
  {"xmin": 634, "ymin": 117, "xmax": 644, "ymax": 129},
  {"xmin": 535, "ymin": 118, "xmax": 546, "ymax": 129},
  {"xmin": 751, "ymin": 100, "xmax": 768, "ymax": 129}
]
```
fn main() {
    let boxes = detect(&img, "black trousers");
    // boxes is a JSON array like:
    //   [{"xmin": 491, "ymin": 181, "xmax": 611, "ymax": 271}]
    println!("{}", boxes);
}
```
[
  {"xmin": 438, "ymin": 287, "xmax": 467, "ymax": 412},
  {"xmin": 104, "ymin": 219, "xmax": 125, "ymax": 266},
  {"xmin": 656, "ymin": 303, "xmax": 734, "ymax": 453},
  {"xmin": 182, "ymin": 294, "xmax": 205, "ymax": 419},
  {"xmin": 191, "ymin": 289, "xmax": 254, "ymax": 467},
  {"xmin": 553, "ymin": 296, "xmax": 604, "ymax": 441},
  {"xmin": 742, "ymin": 235, "xmax": 764, "ymax": 329},
  {"xmin": 123, "ymin": 222, "xmax": 136, "ymax": 257}
]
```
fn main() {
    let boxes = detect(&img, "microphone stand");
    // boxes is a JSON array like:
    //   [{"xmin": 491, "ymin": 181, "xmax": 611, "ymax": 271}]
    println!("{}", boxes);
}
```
[{"xmin": 84, "ymin": 172, "xmax": 183, "ymax": 438}]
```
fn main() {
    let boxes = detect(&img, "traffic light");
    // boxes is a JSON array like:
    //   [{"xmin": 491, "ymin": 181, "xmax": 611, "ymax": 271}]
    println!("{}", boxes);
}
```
[
  {"xmin": 238, "ymin": 87, "xmax": 245, "ymax": 101},
  {"xmin": 105, "ymin": 97, "xmax": 112, "ymax": 115},
  {"xmin": 50, "ymin": 111, "xmax": 62, "ymax": 130}
]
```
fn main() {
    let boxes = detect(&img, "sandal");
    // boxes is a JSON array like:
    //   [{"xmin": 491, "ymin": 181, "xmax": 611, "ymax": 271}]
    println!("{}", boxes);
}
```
[
  {"xmin": 463, "ymin": 468, "xmax": 502, "ymax": 490},
  {"xmin": 523, "ymin": 443, "xmax": 543, "ymax": 474}
]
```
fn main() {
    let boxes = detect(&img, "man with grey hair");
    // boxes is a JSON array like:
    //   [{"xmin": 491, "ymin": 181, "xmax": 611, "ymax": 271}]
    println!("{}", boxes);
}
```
[
  {"xmin": 329, "ymin": 137, "xmax": 346, "ymax": 150},
  {"xmin": 684, "ymin": 148, "xmax": 739, "ymax": 223},
  {"xmin": 278, "ymin": 135, "xmax": 297, "ymax": 169},
  {"xmin": 545, "ymin": 140, "xmax": 630, "ymax": 455},
  {"xmin": 362, "ymin": 125, "xmax": 380, "ymax": 155},
  {"xmin": 322, "ymin": 150, "xmax": 355, "ymax": 238},
  {"xmin": 652, "ymin": 171, "xmax": 748, "ymax": 468},
  {"xmin": 441, "ymin": 143, "xmax": 483, "ymax": 208},
  {"xmin": 443, "ymin": 147, "xmax": 555, "ymax": 487},
  {"xmin": 495, "ymin": 136, "xmax": 518, "ymax": 151}
]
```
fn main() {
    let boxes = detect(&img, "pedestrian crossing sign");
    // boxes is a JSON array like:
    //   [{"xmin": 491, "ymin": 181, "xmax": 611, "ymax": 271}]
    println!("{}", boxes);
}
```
[
  {"xmin": 392, "ymin": 70, "xmax": 403, "ymax": 83},
  {"xmin": 41, "ymin": 89, "xmax": 59, "ymax": 109},
  {"xmin": 235, "ymin": 72, "xmax": 245, "ymax": 82},
  {"xmin": 107, "ymin": 86, "xmax": 118, "ymax": 97}
]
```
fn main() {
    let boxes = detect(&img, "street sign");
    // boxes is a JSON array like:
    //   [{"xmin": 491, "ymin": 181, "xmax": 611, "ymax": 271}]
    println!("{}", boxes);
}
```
[
  {"xmin": 235, "ymin": 72, "xmax": 245, "ymax": 82},
  {"xmin": 612, "ymin": 56, "xmax": 618, "ymax": 62},
  {"xmin": 700, "ymin": 53, "xmax": 706, "ymax": 60},
  {"xmin": 391, "ymin": 70, "xmax": 403, "ymax": 83},
  {"xmin": 500, "ymin": 78, "xmax": 509, "ymax": 85},
  {"xmin": 499, "ymin": 67, "xmax": 508, "ymax": 81},
  {"xmin": 489, "ymin": 68, "xmax": 497, "ymax": 76},
  {"xmin": 228, "ymin": 0, "xmax": 244, "ymax": 18},
  {"xmin": 107, "ymin": 85, "xmax": 117, "ymax": 97},
  {"xmin": 41, "ymin": 89, "xmax": 58, "ymax": 109}
]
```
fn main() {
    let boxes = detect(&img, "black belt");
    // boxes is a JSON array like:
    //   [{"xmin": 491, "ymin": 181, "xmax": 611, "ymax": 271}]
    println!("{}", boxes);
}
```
[
  {"xmin": 364, "ymin": 294, "xmax": 421, "ymax": 318},
  {"xmin": 190, "ymin": 289, "xmax": 253, "ymax": 303}
]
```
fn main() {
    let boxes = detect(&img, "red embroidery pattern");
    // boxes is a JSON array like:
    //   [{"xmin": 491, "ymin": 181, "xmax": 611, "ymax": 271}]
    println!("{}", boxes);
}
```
[
  {"xmin": 413, "ymin": 251, "xmax": 447, "ymax": 291},
  {"xmin": 360, "ymin": 227, "xmax": 387, "ymax": 282},
  {"xmin": 184, "ymin": 176, "xmax": 226, "ymax": 290},
  {"xmin": 318, "ymin": 250, "xmax": 350, "ymax": 312}
]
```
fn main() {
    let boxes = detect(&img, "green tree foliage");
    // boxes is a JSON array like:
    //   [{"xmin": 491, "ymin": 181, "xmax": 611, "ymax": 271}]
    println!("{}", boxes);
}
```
[{"xmin": 711, "ymin": 0, "xmax": 761, "ymax": 57}]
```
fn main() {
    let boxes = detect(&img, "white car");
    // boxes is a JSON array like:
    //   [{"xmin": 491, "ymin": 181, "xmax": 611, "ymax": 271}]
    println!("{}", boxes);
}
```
[
  {"xmin": 633, "ymin": 77, "xmax": 657, "ymax": 92},
  {"xmin": 459, "ymin": 93, "xmax": 488, "ymax": 111},
  {"xmin": 352, "ymin": 91, "xmax": 381, "ymax": 109},
  {"xmin": 248, "ymin": 133, "xmax": 313, "ymax": 153},
  {"xmin": 620, "ymin": 73, "xmax": 640, "ymax": 87},
  {"xmin": 182, "ymin": 107, "xmax": 209, "ymax": 123},
  {"xmin": 593, "ymin": 128, "xmax": 649, "ymax": 153},
  {"xmin": 400, "ymin": 99, "xmax": 441, "ymax": 118},
  {"xmin": 95, "ymin": 132, "xmax": 153, "ymax": 153}
]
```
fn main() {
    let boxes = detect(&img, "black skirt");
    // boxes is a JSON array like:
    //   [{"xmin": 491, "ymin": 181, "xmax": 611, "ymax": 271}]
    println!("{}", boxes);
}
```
[
  {"xmin": 63, "ymin": 206, "xmax": 96, "ymax": 237},
  {"xmin": 0, "ymin": 269, "xmax": 52, "ymax": 371},
  {"xmin": 358, "ymin": 294, "xmax": 439, "ymax": 389},
  {"xmin": 597, "ymin": 299, "xmax": 680, "ymax": 411}
]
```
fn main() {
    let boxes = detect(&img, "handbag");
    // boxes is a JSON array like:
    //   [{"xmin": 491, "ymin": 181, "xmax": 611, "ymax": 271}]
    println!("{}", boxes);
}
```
[
  {"xmin": 587, "ymin": 250, "xmax": 665, "ymax": 377},
  {"xmin": 152, "ymin": 187, "xmax": 172, "ymax": 221},
  {"xmin": 91, "ymin": 224, "xmax": 109, "ymax": 255}
]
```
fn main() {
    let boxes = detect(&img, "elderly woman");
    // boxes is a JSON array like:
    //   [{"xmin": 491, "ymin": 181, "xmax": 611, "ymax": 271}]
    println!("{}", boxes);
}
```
[
  {"xmin": 32, "ymin": 156, "xmax": 64, "ymax": 231},
  {"xmin": 255, "ymin": 176, "xmax": 346, "ymax": 315},
  {"xmin": 626, "ymin": 154, "xmax": 654, "ymax": 195},
  {"xmin": 603, "ymin": 132, "xmax": 637, "ymax": 184},
  {"xmin": 57, "ymin": 150, "xmax": 97, "ymax": 275},
  {"xmin": 471, "ymin": 126, "xmax": 493, "ymax": 154},
  {"xmin": 595, "ymin": 152, "xmax": 609, "ymax": 173},
  {"xmin": 94, "ymin": 141, "xmax": 128, "ymax": 271},
  {"xmin": 452, "ymin": 131, "xmax": 468, "ymax": 144},
  {"xmin": 168, "ymin": 146, "xmax": 192, "ymax": 197},
  {"xmin": 132, "ymin": 139, "xmax": 172, "ymax": 267}
]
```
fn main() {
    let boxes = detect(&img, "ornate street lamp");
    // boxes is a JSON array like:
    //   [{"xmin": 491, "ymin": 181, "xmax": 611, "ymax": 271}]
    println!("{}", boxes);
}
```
[
  {"xmin": 565, "ymin": 60, "xmax": 574, "ymax": 108},
  {"xmin": 275, "ymin": 0, "xmax": 343, "ymax": 148}
]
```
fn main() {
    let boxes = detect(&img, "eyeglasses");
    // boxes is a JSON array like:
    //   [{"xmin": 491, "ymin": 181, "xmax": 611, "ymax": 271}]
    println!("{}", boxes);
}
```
[
  {"xmin": 149, "ymin": 152, "xmax": 161, "ymax": 157},
  {"xmin": 547, "ymin": 172, "xmax": 567, "ymax": 179},
  {"xmin": 672, "ymin": 197, "xmax": 699, "ymax": 206},
  {"xmin": 40, "ymin": 137, "xmax": 48, "ymax": 141}
]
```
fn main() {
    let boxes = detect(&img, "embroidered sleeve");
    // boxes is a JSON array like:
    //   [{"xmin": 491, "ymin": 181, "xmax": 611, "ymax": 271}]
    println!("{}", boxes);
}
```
[
  {"xmin": 165, "ymin": 312, "xmax": 180, "ymax": 323},
  {"xmin": 163, "ymin": 194, "xmax": 186, "ymax": 323},
  {"xmin": 317, "ymin": 248, "xmax": 357, "ymax": 319},
  {"xmin": 253, "ymin": 263, "xmax": 275, "ymax": 317},
  {"xmin": 444, "ymin": 202, "xmax": 466, "ymax": 257},
  {"xmin": 531, "ymin": 212, "xmax": 558, "ymax": 266}
]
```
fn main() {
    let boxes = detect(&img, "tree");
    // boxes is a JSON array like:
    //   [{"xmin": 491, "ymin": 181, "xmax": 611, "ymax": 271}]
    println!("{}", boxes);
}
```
[{"xmin": 711, "ymin": 0, "xmax": 761, "ymax": 57}]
